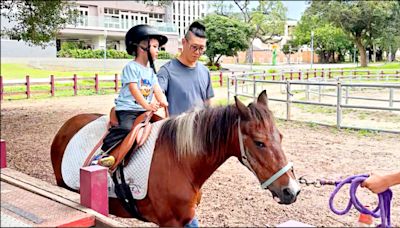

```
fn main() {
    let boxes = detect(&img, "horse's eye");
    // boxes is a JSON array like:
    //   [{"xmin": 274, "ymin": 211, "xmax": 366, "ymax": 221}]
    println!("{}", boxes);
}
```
[{"xmin": 254, "ymin": 140, "xmax": 265, "ymax": 148}]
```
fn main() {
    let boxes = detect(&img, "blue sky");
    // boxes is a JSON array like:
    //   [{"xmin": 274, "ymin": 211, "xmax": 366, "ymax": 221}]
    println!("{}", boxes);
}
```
[{"xmin": 282, "ymin": 1, "xmax": 309, "ymax": 20}]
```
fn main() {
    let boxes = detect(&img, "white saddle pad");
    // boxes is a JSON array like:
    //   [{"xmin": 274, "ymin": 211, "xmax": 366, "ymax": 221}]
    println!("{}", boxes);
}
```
[{"xmin": 61, "ymin": 115, "xmax": 165, "ymax": 199}]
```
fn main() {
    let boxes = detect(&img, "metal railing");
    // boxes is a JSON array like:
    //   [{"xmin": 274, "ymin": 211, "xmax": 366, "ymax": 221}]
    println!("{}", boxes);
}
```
[
  {"xmin": 227, "ymin": 71, "xmax": 400, "ymax": 134},
  {"xmin": 66, "ymin": 15, "xmax": 177, "ymax": 33}
]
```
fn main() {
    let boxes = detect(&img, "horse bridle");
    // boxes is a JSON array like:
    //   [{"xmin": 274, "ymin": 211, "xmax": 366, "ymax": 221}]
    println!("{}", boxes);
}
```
[{"xmin": 237, "ymin": 118, "xmax": 293, "ymax": 189}]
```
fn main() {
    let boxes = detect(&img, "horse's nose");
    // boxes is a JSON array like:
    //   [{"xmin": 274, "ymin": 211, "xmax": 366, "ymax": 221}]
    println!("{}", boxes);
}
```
[{"xmin": 281, "ymin": 187, "xmax": 300, "ymax": 204}]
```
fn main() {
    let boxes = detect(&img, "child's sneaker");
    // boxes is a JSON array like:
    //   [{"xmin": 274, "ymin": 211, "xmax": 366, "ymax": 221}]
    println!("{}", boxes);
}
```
[
  {"xmin": 98, "ymin": 155, "xmax": 115, "ymax": 167},
  {"xmin": 90, "ymin": 154, "xmax": 102, "ymax": 165}
]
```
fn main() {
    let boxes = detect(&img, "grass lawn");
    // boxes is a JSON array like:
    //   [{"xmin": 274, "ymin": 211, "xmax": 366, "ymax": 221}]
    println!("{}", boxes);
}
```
[
  {"xmin": 342, "ymin": 62, "xmax": 400, "ymax": 71},
  {"xmin": 1, "ymin": 63, "xmax": 117, "ymax": 79}
]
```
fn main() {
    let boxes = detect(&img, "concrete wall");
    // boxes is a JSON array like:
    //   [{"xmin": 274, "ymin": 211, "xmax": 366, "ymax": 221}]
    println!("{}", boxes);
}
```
[{"xmin": 0, "ymin": 39, "xmax": 57, "ymax": 58}]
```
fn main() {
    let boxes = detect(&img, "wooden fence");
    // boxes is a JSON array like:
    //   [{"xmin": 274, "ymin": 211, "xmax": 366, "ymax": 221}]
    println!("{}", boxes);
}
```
[
  {"xmin": 0, "ymin": 74, "xmax": 115, "ymax": 100},
  {"xmin": 1, "ymin": 69, "xmax": 399, "ymax": 100}
]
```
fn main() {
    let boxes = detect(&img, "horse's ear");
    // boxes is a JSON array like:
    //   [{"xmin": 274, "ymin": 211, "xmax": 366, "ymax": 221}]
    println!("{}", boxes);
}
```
[
  {"xmin": 234, "ymin": 96, "xmax": 250, "ymax": 120},
  {"xmin": 257, "ymin": 90, "xmax": 269, "ymax": 108}
]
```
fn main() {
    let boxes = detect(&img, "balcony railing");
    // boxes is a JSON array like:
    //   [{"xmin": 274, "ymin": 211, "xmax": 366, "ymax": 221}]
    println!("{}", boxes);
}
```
[{"xmin": 67, "ymin": 15, "xmax": 177, "ymax": 33}]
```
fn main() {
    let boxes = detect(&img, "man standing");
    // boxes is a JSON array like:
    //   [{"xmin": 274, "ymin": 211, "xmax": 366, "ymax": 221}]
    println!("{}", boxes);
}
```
[
  {"xmin": 157, "ymin": 21, "xmax": 213, "ymax": 227},
  {"xmin": 157, "ymin": 21, "xmax": 214, "ymax": 116}
]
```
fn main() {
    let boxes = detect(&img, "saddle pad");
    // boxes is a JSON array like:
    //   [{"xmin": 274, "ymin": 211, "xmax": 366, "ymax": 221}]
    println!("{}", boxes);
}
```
[{"xmin": 61, "ymin": 115, "xmax": 165, "ymax": 199}]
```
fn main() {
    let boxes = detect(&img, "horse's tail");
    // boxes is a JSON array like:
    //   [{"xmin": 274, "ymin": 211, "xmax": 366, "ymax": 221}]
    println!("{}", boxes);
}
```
[{"xmin": 50, "ymin": 113, "xmax": 103, "ymax": 189}]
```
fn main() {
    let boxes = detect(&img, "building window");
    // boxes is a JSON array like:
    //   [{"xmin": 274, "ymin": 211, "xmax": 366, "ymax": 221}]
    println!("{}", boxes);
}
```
[
  {"xmin": 104, "ymin": 8, "xmax": 120, "ymax": 28},
  {"xmin": 76, "ymin": 8, "xmax": 88, "ymax": 27}
]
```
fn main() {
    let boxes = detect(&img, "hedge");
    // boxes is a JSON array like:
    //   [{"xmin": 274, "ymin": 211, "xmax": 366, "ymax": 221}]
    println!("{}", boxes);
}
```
[{"xmin": 58, "ymin": 49, "xmax": 173, "ymax": 59}]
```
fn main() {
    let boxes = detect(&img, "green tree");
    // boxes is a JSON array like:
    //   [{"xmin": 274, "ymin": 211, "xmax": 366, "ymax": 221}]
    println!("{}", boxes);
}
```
[
  {"xmin": 213, "ymin": 0, "xmax": 287, "ymax": 63},
  {"xmin": 1, "ymin": 0, "xmax": 78, "ymax": 47},
  {"xmin": 307, "ymin": 1, "xmax": 398, "ymax": 66},
  {"xmin": 374, "ymin": 2, "xmax": 400, "ymax": 62},
  {"xmin": 292, "ymin": 13, "xmax": 352, "ymax": 63},
  {"xmin": 281, "ymin": 43, "xmax": 297, "ymax": 64},
  {"xmin": 201, "ymin": 14, "xmax": 253, "ymax": 65}
]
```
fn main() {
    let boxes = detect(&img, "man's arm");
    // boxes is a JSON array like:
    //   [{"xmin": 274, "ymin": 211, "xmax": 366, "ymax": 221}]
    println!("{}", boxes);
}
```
[
  {"xmin": 157, "ymin": 65, "xmax": 170, "ymax": 93},
  {"xmin": 204, "ymin": 99, "xmax": 212, "ymax": 106},
  {"xmin": 204, "ymin": 70, "xmax": 214, "ymax": 106}
]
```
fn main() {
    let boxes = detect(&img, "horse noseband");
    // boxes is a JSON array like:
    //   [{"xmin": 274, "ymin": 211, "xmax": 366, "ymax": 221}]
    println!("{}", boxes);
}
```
[{"xmin": 237, "ymin": 118, "xmax": 293, "ymax": 189}]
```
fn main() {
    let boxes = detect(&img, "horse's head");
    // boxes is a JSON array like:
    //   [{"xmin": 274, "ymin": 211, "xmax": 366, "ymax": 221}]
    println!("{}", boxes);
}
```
[{"xmin": 234, "ymin": 90, "xmax": 300, "ymax": 204}]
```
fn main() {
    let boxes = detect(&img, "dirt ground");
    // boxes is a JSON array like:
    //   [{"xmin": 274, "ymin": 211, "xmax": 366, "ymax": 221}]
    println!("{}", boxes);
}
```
[{"xmin": 1, "ymin": 92, "xmax": 399, "ymax": 227}]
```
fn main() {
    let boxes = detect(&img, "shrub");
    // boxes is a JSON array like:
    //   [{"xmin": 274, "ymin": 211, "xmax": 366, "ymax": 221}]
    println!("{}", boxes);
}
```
[
  {"xmin": 208, "ymin": 65, "xmax": 219, "ymax": 71},
  {"xmin": 158, "ymin": 51, "xmax": 172, "ymax": 59},
  {"xmin": 61, "ymin": 41, "xmax": 85, "ymax": 51},
  {"xmin": 199, "ymin": 55, "xmax": 208, "ymax": 62},
  {"xmin": 174, "ymin": 52, "xmax": 181, "ymax": 58},
  {"xmin": 57, "ymin": 49, "xmax": 131, "ymax": 59}
]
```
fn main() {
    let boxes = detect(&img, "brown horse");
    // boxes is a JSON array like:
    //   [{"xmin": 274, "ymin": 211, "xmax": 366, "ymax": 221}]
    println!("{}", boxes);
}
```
[{"xmin": 50, "ymin": 90, "xmax": 300, "ymax": 226}]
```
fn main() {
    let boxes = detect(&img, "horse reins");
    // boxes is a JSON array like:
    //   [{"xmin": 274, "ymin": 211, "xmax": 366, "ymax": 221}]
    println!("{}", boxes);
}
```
[{"xmin": 237, "ymin": 118, "xmax": 293, "ymax": 189}]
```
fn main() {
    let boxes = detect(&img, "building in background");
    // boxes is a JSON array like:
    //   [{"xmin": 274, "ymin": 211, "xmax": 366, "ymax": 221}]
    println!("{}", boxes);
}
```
[
  {"xmin": 2, "ymin": 1, "xmax": 209, "ymax": 58},
  {"xmin": 60, "ymin": 1, "xmax": 209, "ymax": 54},
  {"xmin": 167, "ymin": 1, "xmax": 208, "ymax": 39},
  {"xmin": 58, "ymin": 1, "xmax": 179, "ymax": 54}
]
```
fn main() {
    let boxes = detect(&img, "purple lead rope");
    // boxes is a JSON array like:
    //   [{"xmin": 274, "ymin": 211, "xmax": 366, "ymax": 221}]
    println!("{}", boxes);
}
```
[{"xmin": 328, "ymin": 174, "xmax": 393, "ymax": 228}]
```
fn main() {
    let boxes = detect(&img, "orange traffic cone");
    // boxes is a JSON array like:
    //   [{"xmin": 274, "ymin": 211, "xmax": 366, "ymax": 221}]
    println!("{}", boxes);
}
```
[{"xmin": 358, "ymin": 206, "xmax": 373, "ymax": 227}]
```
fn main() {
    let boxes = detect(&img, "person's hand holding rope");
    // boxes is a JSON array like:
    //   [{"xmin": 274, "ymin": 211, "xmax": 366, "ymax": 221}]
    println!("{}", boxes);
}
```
[{"xmin": 361, "ymin": 172, "xmax": 400, "ymax": 194}]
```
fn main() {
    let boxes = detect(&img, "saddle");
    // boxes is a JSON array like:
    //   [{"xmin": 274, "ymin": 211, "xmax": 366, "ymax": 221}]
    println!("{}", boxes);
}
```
[{"xmin": 83, "ymin": 106, "xmax": 167, "ymax": 173}]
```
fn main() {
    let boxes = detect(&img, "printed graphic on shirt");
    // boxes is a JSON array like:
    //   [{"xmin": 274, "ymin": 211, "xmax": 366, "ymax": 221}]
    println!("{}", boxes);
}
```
[{"xmin": 140, "ymin": 79, "xmax": 152, "ymax": 98}]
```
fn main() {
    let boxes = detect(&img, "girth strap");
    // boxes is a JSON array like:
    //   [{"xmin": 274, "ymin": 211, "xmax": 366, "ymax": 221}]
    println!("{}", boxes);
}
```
[{"xmin": 112, "ymin": 164, "xmax": 148, "ymax": 222}]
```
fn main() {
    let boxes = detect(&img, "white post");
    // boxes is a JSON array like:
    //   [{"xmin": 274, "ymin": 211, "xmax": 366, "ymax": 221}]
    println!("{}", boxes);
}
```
[
  {"xmin": 310, "ymin": 31, "xmax": 314, "ymax": 70},
  {"xmin": 103, "ymin": 29, "xmax": 108, "ymax": 74},
  {"xmin": 337, "ymin": 82, "xmax": 342, "ymax": 129},
  {"xmin": 286, "ymin": 81, "xmax": 291, "ymax": 121}
]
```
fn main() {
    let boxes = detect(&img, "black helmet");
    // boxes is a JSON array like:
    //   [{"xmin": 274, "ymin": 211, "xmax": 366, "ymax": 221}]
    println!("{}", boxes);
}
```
[{"xmin": 125, "ymin": 24, "xmax": 168, "ymax": 55}]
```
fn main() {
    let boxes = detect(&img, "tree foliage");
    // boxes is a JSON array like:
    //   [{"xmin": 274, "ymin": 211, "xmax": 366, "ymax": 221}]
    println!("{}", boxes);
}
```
[
  {"xmin": 212, "ymin": 0, "xmax": 287, "ymax": 63},
  {"xmin": 1, "ymin": 0, "xmax": 78, "ymax": 47},
  {"xmin": 201, "ymin": 14, "xmax": 253, "ymax": 65},
  {"xmin": 292, "ymin": 12, "xmax": 352, "ymax": 63},
  {"xmin": 306, "ymin": 1, "xmax": 399, "ymax": 66}
]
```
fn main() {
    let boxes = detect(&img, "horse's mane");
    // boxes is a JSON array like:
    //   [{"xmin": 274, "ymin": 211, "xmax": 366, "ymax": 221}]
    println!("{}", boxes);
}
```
[{"xmin": 157, "ymin": 103, "xmax": 273, "ymax": 161}]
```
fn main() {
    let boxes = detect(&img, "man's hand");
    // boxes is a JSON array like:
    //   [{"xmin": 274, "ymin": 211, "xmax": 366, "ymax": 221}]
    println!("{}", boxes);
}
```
[{"xmin": 361, "ymin": 173, "xmax": 390, "ymax": 194}]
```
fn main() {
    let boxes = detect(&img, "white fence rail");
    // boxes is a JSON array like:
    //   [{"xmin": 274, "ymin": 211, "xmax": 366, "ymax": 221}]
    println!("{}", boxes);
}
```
[{"xmin": 227, "ymin": 70, "xmax": 400, "ymax": 134}]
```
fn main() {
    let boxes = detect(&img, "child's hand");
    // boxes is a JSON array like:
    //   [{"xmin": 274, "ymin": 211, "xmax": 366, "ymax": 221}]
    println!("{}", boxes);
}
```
[
  {"xmin": 160, "ymin": 100, "xmax": 169, "ymax": 108},
  {"xmin": 145, "ymin": 103, "xmax": 159, "ymax": 112}
]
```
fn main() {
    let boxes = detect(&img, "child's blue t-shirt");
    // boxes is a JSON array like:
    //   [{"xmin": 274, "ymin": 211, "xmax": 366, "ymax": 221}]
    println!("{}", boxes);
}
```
[{"xmin": 115, "ymin": 61, "xmax": 158, "ymax": 111}]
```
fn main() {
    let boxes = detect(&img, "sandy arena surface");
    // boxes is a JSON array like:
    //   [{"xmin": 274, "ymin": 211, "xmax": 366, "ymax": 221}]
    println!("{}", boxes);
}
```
[{"xmin": 1, "ymin": 91, "xmax": 399, "ymax": 227}]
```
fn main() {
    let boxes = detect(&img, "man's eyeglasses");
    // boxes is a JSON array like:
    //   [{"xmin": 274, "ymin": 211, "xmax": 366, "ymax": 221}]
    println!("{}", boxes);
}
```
[{"xmin": 186, "ymin": 39, "xmax": 206, "ymax": 54}]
